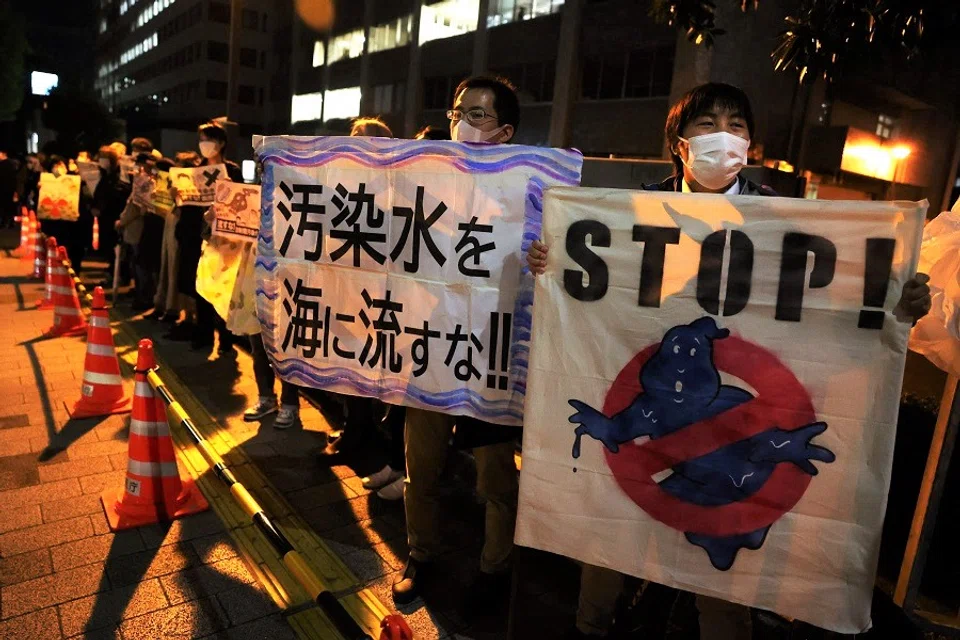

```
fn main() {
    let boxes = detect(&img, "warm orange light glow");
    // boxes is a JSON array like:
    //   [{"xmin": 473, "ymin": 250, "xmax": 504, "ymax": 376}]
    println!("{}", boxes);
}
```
[{"xmin": 891, "ymin": 145, "xmax": 911, "ymax": 160}]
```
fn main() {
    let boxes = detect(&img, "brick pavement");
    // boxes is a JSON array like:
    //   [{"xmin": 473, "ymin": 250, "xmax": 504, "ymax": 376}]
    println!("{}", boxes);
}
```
[{"xmin": 0, "ymin": 245, "xmax": 296, "ymax": 640}]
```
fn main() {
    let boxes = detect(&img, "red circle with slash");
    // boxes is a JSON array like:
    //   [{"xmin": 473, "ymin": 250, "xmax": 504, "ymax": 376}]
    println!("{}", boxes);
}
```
[{"xmin": 601, "ymin": 335, "xmax": 817, "ymax": 538}]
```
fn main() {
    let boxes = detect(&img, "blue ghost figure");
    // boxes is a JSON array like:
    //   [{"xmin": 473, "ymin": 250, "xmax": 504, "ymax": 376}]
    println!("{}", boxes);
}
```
[{"xmin": 569, "ymin": 317, "xmax": 835, "ymax": 570}]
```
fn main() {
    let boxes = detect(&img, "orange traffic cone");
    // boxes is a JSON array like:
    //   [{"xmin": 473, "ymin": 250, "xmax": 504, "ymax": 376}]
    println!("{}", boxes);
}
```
[
  {"xmin": 379, "ymin": 614, "xmax": 414, "ymax": 640},
  {"xmin": 101, "ymin": 339, "xmax": 208, "ymax": 531},
  {"xmin": 32, "ymin": 230, "xmax": 46, "ymax": 280},
  {"xmin": 92, "ymin": 217, "xmax": 100, "ymax": 251},
  {"xmin": 21, "ymin": 212, "xmax": 36, "ymax": 263},
  {"xmin": 44, "ymin": 247, "xmax": 87, "ymax": 338},
  {"xmin": 67, "ymin": 287, "xmax": 131, "ymax": 419},
  {"xmin": 37, "ymin": 237, "xmax": 58, "ymax": 310},
  {"xmin": 18, "ymin": 207, "xmax": 29, "ymax": 258}
]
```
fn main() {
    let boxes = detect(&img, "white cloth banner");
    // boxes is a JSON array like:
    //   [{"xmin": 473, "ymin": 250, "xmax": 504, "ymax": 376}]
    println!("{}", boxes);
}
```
[
  {"xmin": 170, "ymin": 164, "xmax": 227, "ymax": 206},
  {"xmin": 38, "ymin": 173, "xmax": 80, "ymax": 221},
  {"xmin": 212, "ymin": 181, "xmax": 261, "ymax": 241},
  {"xmin": 515, "ymin": 189, "xmax": 926, "ymax": 632},
  {"xmin": 254, "ymin": 136, "xmax": 583, "ymax": 425}
]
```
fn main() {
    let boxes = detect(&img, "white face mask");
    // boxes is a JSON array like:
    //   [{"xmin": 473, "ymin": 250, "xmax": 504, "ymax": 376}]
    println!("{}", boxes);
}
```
[
  {"xmin": 453, "ymin": 120, "xmax": 503, "ymax": 144},
  {"xmin": 52, "ymin": 166, "xmax": 65, "ymax": 177},
  {"xmin": 679, "ymin": 131, "xmax": 750, "ymax": 190},
  {"xmin": 199, "ymin": 141, "xmax": 219, "ymax": 159},
  {"xmin": 98, "ymin": 158, "xmax": 111, "ymax": 170}
]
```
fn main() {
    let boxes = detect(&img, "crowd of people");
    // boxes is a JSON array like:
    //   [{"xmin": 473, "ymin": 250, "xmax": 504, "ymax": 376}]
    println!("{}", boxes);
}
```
[{"xmin": 0, "ymin": 77, "xmax": 934, "ymax": 639}]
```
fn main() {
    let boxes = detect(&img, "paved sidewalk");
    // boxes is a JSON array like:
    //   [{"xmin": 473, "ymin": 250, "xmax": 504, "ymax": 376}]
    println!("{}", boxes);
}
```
[{"xmin": 0, "ymin": 247, "xmax": 296, "ymax": 639}]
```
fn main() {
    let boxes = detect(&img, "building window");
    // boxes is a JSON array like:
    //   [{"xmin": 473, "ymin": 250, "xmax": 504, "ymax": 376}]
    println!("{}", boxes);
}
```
[
  {"xmin": 291, "ymin": 92, "xmax": 324, "ymax": 123},
  {"xmin": 581, "ymin": 46, "xmax": 674, "ymax": 100},
  {"xmin": 324, "ymin": 86, "xmax": 362, "ymax": 121},
  {"xmin": 423, "ymin": 76, "xmax": 452, "ymax": 110},
  {"xmin": 239, "ymin": 47, "xmax": 257, "ymax": 68},
  {"xmin": 369, "ymin": 15, "xmax": 413, "ymax": 53},
  {"xmin": 373, "ymin": 84, "xmax": 394, "ymax": 114},
  {"xmin": 312, "ymin": 40, "xmax": 325, "ymax": 67},
  {"xmin": 209, "ymin": 1, "xmax": 230, "ymax": 23},
  {"xmin": 493, "ymin": 60, "xmax": 556, "ymax": 103},
  {"xmin": 242, "ymin": 9, "xmax": 258, "ymax": 30},
  {"xmin": 329, "ymin": 29, "xmax": 365, "ymax": 63},
  {"xmin": 877, "ymin": 114, "xmax": 895, "ymax": 139},
  {"xmin": 488, "ymin": 0, "xmax": 564, "ymax": 27},
  {"xmin": 207, "ymin": 80, "xmax": 228, "ymax": 100},
  {"xmin": 419, "ymin": 0, "xmax": 479, "ymax": 46},
  {"xmin": 207, "ymin": 41, "xmax": 229, "ymax": 63},
  {"xmin": 238, "ymin": 85, "xmax": 255, "ymax": 104}
]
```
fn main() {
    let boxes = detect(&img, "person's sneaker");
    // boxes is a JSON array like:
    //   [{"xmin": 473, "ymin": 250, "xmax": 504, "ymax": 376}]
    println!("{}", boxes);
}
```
[
  {"xmin": 376, "ymin": 476, "xmax": 405, "ymax": 501},
  {"xmin": 392, "ymin": 558, "xmax": 430, "ymax": 606},
  {"xmin": 244, "ymin": 397, "xmax": 278, "ymax": 422},
  {"xmin": 274, "ymin": 406, "xmax": 299, "ymax": 430},
  {"xmin": 361, "ymin": 465, "xmax": 403, "ymax": 491},
  {"xmin": 143, "ymin": 308, "xmax": 164, "ymax": 320}
]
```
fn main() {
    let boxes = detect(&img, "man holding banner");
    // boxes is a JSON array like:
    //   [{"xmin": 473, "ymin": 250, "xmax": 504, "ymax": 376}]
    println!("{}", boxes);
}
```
[{"xmin": 525, "ymin": 83, "xmax": 931, "ymax": 638}]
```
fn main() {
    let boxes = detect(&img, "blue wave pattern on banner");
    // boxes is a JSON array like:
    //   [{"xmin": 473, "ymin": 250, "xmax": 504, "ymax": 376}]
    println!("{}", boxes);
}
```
[{"xmin": 252, "ymin": 136, "xmax": 583, "ymax": 424}]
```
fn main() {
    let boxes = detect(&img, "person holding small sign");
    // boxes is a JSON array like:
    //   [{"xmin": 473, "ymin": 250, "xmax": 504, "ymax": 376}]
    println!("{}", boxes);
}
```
[{"xmin": 526, "ymin": 83, "xmax": 931, "ymax": 640}]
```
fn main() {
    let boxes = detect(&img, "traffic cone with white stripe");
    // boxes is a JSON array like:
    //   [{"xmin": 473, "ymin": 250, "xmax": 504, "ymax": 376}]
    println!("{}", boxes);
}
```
[
  {"xmin": 17, "ymin": 207, "xmax": 30, "ymax": 258},
  {"xmin": 66, "ymin": 287, "xmax": 130, "ymax": 419},
  {"xmin": 36, "ymin": 237, "xmax": 58, "ymax": 310},
  {"xmin": 44, "ymin": 246, "xmax": 87, "ymax": 338},
  {"xmin": 101, "ymin": 339, "xmax": 208, "ymax": 530},
  {"xmin": 32, "ymin": 229, "xmax": 46, "ymax": 280},
  {"xmin": 21, "ymin": 211, "xmax": 36, "ymax": 263}
]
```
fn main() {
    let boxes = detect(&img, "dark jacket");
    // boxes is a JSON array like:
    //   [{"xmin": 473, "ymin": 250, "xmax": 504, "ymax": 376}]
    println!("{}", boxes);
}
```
[{"xmin": 644, "ymin": 174, "xmax": 778, "ymax": 197}]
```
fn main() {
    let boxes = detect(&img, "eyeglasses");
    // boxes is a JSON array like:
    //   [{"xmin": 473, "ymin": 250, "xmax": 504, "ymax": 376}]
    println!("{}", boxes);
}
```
[{"xmin": 446, "ymin": 107, "xmax": 498, "ymax": 126}]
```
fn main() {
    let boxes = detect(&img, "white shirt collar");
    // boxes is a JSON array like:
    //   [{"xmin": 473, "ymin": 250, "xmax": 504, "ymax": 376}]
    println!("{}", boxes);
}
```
[{"xmin": 681, "ymin": 178, "xmax": 741, "ymax": 195}]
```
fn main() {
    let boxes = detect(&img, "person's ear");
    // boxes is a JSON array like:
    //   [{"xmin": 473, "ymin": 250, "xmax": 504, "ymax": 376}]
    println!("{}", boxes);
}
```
[{"xmin": 496, "ymin": 124, "xmax": 515, "ymax": 143}]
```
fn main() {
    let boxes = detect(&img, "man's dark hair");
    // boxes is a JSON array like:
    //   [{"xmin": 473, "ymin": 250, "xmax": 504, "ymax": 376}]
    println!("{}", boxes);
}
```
[
  {"xmin": 453, "ymin": 75, "xmax": 520, "ymax": 132},
  {"xmin": 46, "ymin": 155, "xmax": 66, "ymax": 172},
  {"xmin": 198, "ymin": 121, "xmax": 228, "ymax": 149},
  {"xmin": 156, "ymin": 158, "xmax": 175, "ymax": 172},
  {"xmin": 130, "ymin": 137, "xmax": 153, "ymax": 153},
  {"xmin": 665, "ymin": 82, "xmax": 754, "ymax": 174},
  {"xmin": 415, "ymin": 126, "xmax": 450, "ymax": 141}
]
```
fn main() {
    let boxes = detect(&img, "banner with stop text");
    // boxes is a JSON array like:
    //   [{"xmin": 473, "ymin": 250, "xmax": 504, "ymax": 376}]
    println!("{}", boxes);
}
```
[
  {"xmin": 254, "ymin": 136, "xmax": 583, "ymax": 425},
  {"xmin": 515, "ymin": 189, "xmax": 926, "ymax": 633}
]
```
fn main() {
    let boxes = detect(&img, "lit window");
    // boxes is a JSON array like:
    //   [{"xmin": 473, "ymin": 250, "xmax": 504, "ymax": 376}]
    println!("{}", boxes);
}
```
[
  {"xmin": 487, "ymin": 0, "xmax": 564, "ymax": 27},
  {"xmin": 31, "ymin": 72, "xmax": 59, "ymax": 96},
  {"xmin": 324, "ymin": 86, "xmax": 362, "ymax": 121},
  {"xmin": 369, "ymin": 15, "xmax": 413, "ymax": 53},
  {"xmin": 291, "ymin": 92, "xmax": 324, "ymax": 124},
  {"xmin": 312, "ymin": 40, "xmax": 325, "ymax": 67},
  {"xmin": 99, "ymin": 19, "xmax": 107, "ymax": 34},
  {"xmin": 241, "ymin": 160, "xmax": 256, "ymax": 183},
  {"xmin": 372, "ymin": 84, "xmax": 394, "ymax": 113},
  {"xmin": 876, "ymin": 113, "xmax": 895, "ymax": 140},
  {"xmin": 420, "ymin": 0, "xmax": 478, "ymax": 45},
  {"xmin": 329, "ymin": 29, "xmax": 365, "ymax": 63}
]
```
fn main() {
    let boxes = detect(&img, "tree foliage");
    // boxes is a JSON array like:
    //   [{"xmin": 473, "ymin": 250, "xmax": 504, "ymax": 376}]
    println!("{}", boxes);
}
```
[
  {"xmin": 42, "ymin": 86, "xmax": 123, "ymax": 157},
  {"xmin": 0, "ymin": 2, "xmax": 28, "ymax": 122},
  {"xmin": 651, "ymin": 0, "xmax": 956, "ymax": 84}
]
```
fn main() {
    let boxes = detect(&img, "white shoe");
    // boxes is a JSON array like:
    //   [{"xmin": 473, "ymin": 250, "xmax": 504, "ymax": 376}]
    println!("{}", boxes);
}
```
[
  {"xmin": 361, "ymin": 465, "xmax": 403, "ymax": 491},
  {"xmin": 376, "ymin": 476, "xmax": 405, "ymax": 501},
  {"xmin": 274, "ymin": 406, "xmax": 299, "ymax": 430},
  {"xmin": 244, "ymin": 397, "xmax": 278, "ymax": 421}
]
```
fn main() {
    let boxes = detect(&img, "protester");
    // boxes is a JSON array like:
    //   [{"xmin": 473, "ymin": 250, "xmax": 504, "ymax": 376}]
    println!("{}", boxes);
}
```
[
  {"xmin": 526, "ymin": 81, "xmax": 932, "ymax": 640},
  {"xmin": 148, "ymin": 151, "xmax": 197, "ymax": 324},
  {"xmin": 70, "ymin": 154, "xmax": 95, "ymax": 272},
  {"xmin": 92, "ymin": 146, "xmax": 131, "ymax": 284},
  {"xmin": 18, "ymin": 154, "xmax": 41, "ymax": 210},
  {"xmin": 392, "ymin": 76, "xmax": 521, "ymax": 609},
  {"xmin": 245, "ymin": 332, "xmax": 302, "ymax": 429},
  {"xmin": 116, "ymin": 150, "xmax": 157, "ymax": 310},
  {"xmin": 350, "ymin": 116, "xmax": 393, "ymax": 138},
  {"xmin": 38, "ymin": 156, "xmax": 77, "ymax": 262},
  {"xmin": 174, "ymin": 121, "xmax": 242, "ymax": 353},
  {"xmin": 135, "ymin": 156, "xmax": 171, "ymax": 313}
]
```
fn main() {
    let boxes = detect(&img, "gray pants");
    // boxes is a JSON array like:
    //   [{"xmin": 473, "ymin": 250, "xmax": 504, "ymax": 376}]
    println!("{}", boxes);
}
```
[
  {"xmin": 249, "ymin": 333, "xmax": 299, "ymax": 406},
  {"xmin": 154, "ymin": 211, "xmax": 182, "ymax": 313},
  {"xmin": 403, "ymin": 408, "xmax": 518, "ymax": 574},
  {"xmin": 576, "ymin": 564, "xmax": 752, "ymax": 639}
]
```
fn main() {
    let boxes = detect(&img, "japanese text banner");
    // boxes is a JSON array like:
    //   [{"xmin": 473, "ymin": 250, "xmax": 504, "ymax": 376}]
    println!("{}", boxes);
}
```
[
  {"xmin": 254, "ymin": 136, "xmax": 583, "ymax": 425},
  {"xmin": 515, "ymin": 189, "xmax": 926, "ymax": 632}
]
